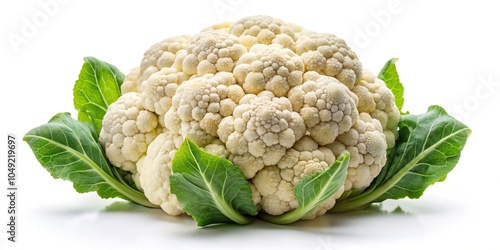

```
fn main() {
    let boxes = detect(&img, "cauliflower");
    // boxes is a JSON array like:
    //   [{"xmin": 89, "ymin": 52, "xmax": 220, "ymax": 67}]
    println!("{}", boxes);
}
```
[
  {"xmin": 182, "ymin": 31, "xmax": 247, "ymax": 76},
  {"xmin": 327, "ymin": 113, "xmax": 387, "ymax": 191},
  {"xmin": 228, "ymin": 15, "xmax": 297, "ymax": 50},
  {"xmin": 233, "ymin": 43, "xmax": 304, "ymax": 97},
  {"xmin": 295, "ymin": 32, "xmax": 362, "ymax": 89},
  {"xmin": 98, "ymin": 15, "xmax": 401, "ymax": 219},
  {"xmin": 99, "ymin": 92, "xmax": 164, "ymax": 188},
  {"xmin": 165, "ymin": 72, "xmax": 245, "ymax": 147},
  {"xmin": 254, "ymin": 136, "xmax": 344, "ymax": 217},
  {"xmin": 220, "ymin": 91, "xmax": 306, "ymax": 178},
  {"xmin": 288, "ymin": 72, "xmax": 359, "ymax": 146},
  {"xmin": 138, "ymin": 35, "xmax": 190, "ymax": 90},
  {"xmin": 136, "ymin": 132, "xmax": 183, "ymax": 215},
  {"xmin": 121, "ymin": 67, "xmax": 140, "ymax": 94},
  {"xmin": 140, "ymin": 67, "xmax": 188, "ymax": 126},
  {"xmin": 352, "ymin": 69, "xmax": 400, "ymax": 148}
]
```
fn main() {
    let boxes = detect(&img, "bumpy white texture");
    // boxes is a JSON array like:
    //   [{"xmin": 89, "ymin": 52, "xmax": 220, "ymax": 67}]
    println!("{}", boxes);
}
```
[
  {"xmin": 136, "ymin": 132, "xmax": 184, "ymax": 215},
  {"xmin": 327, "ymin": 113, "xmax": 387, "ymax": 191},
  {"xmin": 219, "ymin": 91, "xmax": 306, "ymax": 179},
  {"xmin": 295, "ymin": 32, "xmax": 362, "ymax": 89},
  {"xmin": 352, "ymin": 69, "xmax": 400, "ymax": 148},
  {"xmin": 229, "ymin": 15, "xmax": 297, "ymax": 50},
  {"xmin": 165, "ymin": 72, "xmax": 245, "ymax": 147},
  {"xmin": 253, "ymin": 136, "xmax": 341, "ymax": 216},
  {"xmin": 121, "ymin": 67, "xmax": 140, "ymax": 94},
  {"xmin": 99, "ymin": 92, "xmax": 162, "ymax": 172},
  {"xmin": 99, "ymin": 15, "xmax": 399, "ymax": 220},
  {"xmin": 182, "ymin": 31, "xmax": 247, "ymax": 76},
  {"xmin": 233, "ymin": 44, "xmax": 304, "ymax": 97},
  {"xmin": 141, "ymin": 67, "xmax": 188, "ymax": 117},
  {"xmin": 288, "ymin": 72, "xmax": 359, "ymax": 146},
  {"xmin": 138, "ymin": 35, "xmax": 190, "ymax": 92}
]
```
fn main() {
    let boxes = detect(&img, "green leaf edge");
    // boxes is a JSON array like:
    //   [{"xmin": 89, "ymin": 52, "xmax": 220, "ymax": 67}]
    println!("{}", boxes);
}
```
[
  {"xmin": 23, "ymin": 112, "xmax": 158, "ymax": 208},
  {"xmin": 260, "ymin": 151, "xmax": 350, "ymax": 224},
  {"xmin": 378, "ymin": 58, "xmax": 406, "ymax": 114},
  {"xmin": 171, "ymin": 138, "xmax": 257, "ymax": 227},
  {"xmin": 331, "ymin": 105, "xmax": 472, "ymax": 212},
  {"xmin": 73, "ymin": 56, "xmax": 124, "ymax": 132}
]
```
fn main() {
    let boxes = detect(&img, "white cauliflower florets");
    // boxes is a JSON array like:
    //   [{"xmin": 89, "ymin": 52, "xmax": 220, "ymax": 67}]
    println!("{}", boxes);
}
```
[
  {"xmin": 219, "ymin": 91, "xmax": 306, "ymax": 178},
  {"xmin": 295, "ymin": 32, "xmax": 363, "ymax": 89},
  {"xmin": 121, "ymin": 67, "xmax": 140, "ymax": 94},
  {"xmin": 288, "ymin": 72, "xmax": 359, "ymax": 145},
  {"xmin": 100, "ymin": 15, "xmax": 400, "ymax": 221},
  {"xmin": 352, "ymin": 69, "xmax": 400, "ymax": 148},
  {"xmin": 138, "ymin": 35, "xmax": 190, "ymax": 92},
  {"xmin": 229, "ymin": 15, "xmax": 297, "ymax": 50},
  {"xmin": 165, "ymin": 72, "xmax": 245, "ymax": 147},
  {"xmin": 99, "ymin": 92, "xmax": 162, "ymax": 172},
  {"xmin": 141, "ymin": 67, "xmax": 188, "ymax": 118},
  {"xmin": 254, "ymin": 136, "xmax": 342, "ymax": 217},
  {"xmin": 327, "ymin": 113, "xmax": 387, "ymax": 191},
  {"xmin": 136, "ymin": 132, "xmax": 183, "ymax": 215},
  {"xmin": 182, "ymin": 31, "xmax": 247, "ymax": 76},
  {"xmin": 233, "ymin": 43, "xmax": 304, "ymax": 97}
]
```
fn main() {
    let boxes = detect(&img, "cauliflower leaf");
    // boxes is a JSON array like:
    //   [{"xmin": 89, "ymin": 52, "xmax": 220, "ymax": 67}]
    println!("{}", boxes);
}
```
[
  {"xmin": 260, "ymin": 151, "xmax": 349, "ymax": 224},
  {"xmin": 378, "ymin": 58, "xmax": 405, "ymax": 114},
  {"xmin": 170, "ymin": 138, "xmax": 258, "ymax": 227},
  {"xmin": 73, "ymin": 57, "xmax": 124, "ymax": 132},
  {"xmin": 23, "ymin": 112, "xmax": 157, "ymax": 208},
  {"xmin": 332, "ymin": 105, "xmax": 471, "ymax": 212}
]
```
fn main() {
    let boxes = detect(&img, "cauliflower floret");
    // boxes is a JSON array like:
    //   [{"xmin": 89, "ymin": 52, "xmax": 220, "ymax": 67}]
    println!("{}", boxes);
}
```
[
  {"xmin": 138, "ymin": 35, "xmax": 190, "ymax": 91},
  {"xmin": 182, "ymin": 31, "xmax": 247, "ymax": 76},
  {"xmin": 99, "ymin": 92, "xmax": 162, "ymax": 172},
  {"xmin": 327, "ymin": 113, "xmax": 387, "ymax": 191},
  {"xmin": 233, "ymin": 44, "xmax": 304, "ymax": 97},
  {"xmin": 165, "ymin": 72, "xmax": 244, "ymax": 147},
  {"xmin": 253, "ymin": 136, "xmax": 343, "ymax": 218},
  {"xmin": 352, "ymin": 69, "xmax": 400, "ymax": 148},
  {"xmin": 141, "ymin": 67, "xmax": 188, "ymax": 118},
  {"xmin": 201, "ymin": 139, "xmax": 229, "ymax": 158},
  {"xmin": 252, "ymin": 166, "xmax": 292, "ymax": 215},
  {"xmin": 201, "ymin": 22, "xmax": 233, "ymax": 33},
  {"xmin": 99, "ymin": 15, "xmax": 403, "ymax": 222},
  {"xmin": 121, "ymin": 67, "xmax": 140, "ymax": 94},
  {"xmin": 229, "ymin": 15, "xmax": 297, "ymax": 50},
  {"xmin": 219, "ymin": 91, "xmax": 306, "ymax": 178},
  {"xmin": 295, "ymin": 32, "xmax": 362, "ymax": 89},
  {"xmin": 136, "ymin": 132, "xmax": 183, "ymax": 215},
  {"xmin": 288, "ymin": 72, "xmax": 359, "ymax": 145}
]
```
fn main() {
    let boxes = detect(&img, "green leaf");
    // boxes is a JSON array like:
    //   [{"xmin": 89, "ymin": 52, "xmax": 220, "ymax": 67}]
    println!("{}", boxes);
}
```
[
  {"xmin": 23, "ymin": 112, "xmax": 157, "ymax": 208},
  {"xmin": 73, "ymin": 57, "xmax": 124, "ymax": 132},
  {"xmin": 260, "ymin": 151, "xmax": 350, "ymax": 224},
  {"xmin": 170, "ymin": 138, "xmax": 258, "ymax": 227},
  {"xmin": 331, "ymin": 106, "xmax": 471, "ymax": 212},
  {"xmin": 378, "ymin": 58, "xmax": 405, "ymax": 113}
]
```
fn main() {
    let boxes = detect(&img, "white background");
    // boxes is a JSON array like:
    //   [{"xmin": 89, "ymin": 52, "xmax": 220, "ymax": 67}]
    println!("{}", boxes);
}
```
[{"xmin": 1, "ymin": 0, "xmax": 499, "ymax": 249}]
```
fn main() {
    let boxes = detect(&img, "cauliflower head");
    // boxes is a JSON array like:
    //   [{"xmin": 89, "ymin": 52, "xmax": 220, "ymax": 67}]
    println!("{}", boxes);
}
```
[{"xmin": 99, "ymin": 15, "xmax": 400, "ymax": 219}]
